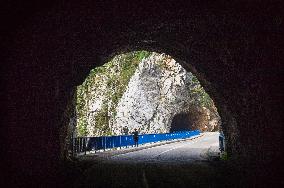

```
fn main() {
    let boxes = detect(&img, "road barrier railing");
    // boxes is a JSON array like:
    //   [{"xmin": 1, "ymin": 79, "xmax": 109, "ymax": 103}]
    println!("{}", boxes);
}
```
[{"xmin": 70, "ymin": 130, "xmax": 200, "ymax": 156}]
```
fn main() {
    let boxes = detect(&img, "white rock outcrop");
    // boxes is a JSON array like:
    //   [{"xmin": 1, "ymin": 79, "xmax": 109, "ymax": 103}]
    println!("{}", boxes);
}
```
[
  {"xmin": 77, "ymin": 52, "xmax": 220, "ymax": 137},
  {"xmin": 112, "ymin": 53, "xmax": 213, "ymax": 134}
]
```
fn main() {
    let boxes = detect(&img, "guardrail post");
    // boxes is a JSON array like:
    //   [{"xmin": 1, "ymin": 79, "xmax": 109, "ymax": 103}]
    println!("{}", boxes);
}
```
[
  {"xmin": 80, "ymin": 138, "xmax": 82, "ymax": 152},
  {"xmin": 82, "ymin": 138, "xmax": 84, "ymax": 152},
  {"xmin": 79, "ymin": 138, "xmax": 81, "ymax": 153},
  {"xmin": 113, "ymin": 137, "xmax": 115, "ymax": 148},
  {"xmin": 74, "ymin": 138, "xmax": 77, "ymax": 155},
  {"xmin": 84, "ymin": 137, "xmax": 87, "ymax": 155},
  {"xmin": 94, "ymin": 138, "xmax": 97, "ymax": 153},
  {"xmin": 104, "ymin": 137, "xmax": 106, "ymax": 151},
  {"xmin": 78, "ymin": 138, "xmax": 80, "ymax": 153}
]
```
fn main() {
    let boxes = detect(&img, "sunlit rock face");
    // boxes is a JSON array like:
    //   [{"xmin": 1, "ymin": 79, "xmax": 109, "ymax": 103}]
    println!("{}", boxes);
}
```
[
  {"xmin": 112, "ymin": 53, "xmax": 220, "ymax": 135},
  {"xmin": 77, "ymin": 52, "xmax": 220, "ymax": 137},
  {"xmin": 76, "ymin": 53, "xmax": 141, "ymax": 136}
]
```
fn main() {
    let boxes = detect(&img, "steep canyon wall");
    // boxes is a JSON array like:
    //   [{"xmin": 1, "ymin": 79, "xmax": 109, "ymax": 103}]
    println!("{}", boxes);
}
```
[{"xmin": 77, "ymin": 52, "xmax": 220, "ymax": 136}]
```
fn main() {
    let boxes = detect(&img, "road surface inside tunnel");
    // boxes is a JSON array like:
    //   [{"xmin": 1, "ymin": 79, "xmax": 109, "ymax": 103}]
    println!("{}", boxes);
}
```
[
  {"xmin": 108, "ymin": 132, "xmax": 219, "ymax": 164},
  {"xmin": 71, "ymin": 132, "xmax": 238, "ymax": 187}
]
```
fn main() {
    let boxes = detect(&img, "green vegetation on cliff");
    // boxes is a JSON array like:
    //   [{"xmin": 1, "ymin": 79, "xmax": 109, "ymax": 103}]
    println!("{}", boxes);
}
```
[
  {"xmin": 76, "ymin": 51, "xmax": 151, "ymax": 136},
  {"xmin": 76, "ymin": 50, "xmax": 219, "ymax": 136},
  {"xmin": 189, "ymin": 76, "xmax": 214, "ymax": 109}
]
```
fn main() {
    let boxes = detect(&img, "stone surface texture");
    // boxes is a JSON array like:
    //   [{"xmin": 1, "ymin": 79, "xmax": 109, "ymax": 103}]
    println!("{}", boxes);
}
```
[
  {"xmin": 80, "ymin": 52, "xmax": 220, "ymax": 136},
  {"xmin": 2, "ymin": 1, "xmax": 283, "ymax": 187},
  {"xmin": 113, "ymin": 53, "xmax": 219, "ymax": 135}
]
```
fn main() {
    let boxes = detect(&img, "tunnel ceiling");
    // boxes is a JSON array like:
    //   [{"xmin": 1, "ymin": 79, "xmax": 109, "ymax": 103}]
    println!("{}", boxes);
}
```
[{"xmin": 2, "ymin": 0, "xmax": 283, "ymax": 187}]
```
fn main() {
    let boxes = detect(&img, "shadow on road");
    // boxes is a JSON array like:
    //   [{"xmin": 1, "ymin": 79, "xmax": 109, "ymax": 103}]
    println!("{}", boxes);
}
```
[{"xmin": 60, "ymin": 159, "xmax": 242, "ymax": 188}]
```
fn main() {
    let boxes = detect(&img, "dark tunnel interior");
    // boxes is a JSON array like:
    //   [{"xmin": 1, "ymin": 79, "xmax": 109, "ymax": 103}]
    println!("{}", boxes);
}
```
[
  {"xmin": 170, "ymin": 113, "xmax": 193, "ymax": 132},
  {"xmin": 1, "ymin": 0, "xmax": 283, "ymax": 187}
]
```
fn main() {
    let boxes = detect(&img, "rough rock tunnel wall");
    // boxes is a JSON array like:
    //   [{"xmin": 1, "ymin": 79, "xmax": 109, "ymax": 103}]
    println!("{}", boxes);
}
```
[{"xmin": 2, "ymin": 0, "xmax": 283, "ymax": 187}]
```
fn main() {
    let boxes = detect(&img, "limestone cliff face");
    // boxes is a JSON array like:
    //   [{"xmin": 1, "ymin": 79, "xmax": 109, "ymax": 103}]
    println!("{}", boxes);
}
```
[
  {"xmin": 76, "ymin": 51, "xmax": 144, "ymax": 136},
  {"xmin": 113, "ymin": 53, "xmax": 191, "ymax": 134},
  {"xmin": 113, "ymin": 53, "xmax": 220, "ymax": 135},
  {"xmin": 76, "ymin": 52, "xmax": 220, "ymax": 137}
]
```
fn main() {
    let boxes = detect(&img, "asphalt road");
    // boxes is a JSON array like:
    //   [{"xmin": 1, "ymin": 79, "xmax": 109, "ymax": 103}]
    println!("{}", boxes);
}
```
[{"xmin": 109, "ymin": 132, "xmax": 220, "ymax": 164}]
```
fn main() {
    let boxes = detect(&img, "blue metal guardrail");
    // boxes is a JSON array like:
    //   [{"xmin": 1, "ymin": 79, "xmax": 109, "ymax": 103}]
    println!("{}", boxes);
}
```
[{"xmin": 72, "ymin": 130, "xmax": 200, "ymax": 153}]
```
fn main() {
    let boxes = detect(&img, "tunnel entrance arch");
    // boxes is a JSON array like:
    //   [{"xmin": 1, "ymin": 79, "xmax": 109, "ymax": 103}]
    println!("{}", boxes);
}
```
[
  {"xmin": 6, "ymin": 1, "xmax": 282, "ymax": 187},
  {"xmin": 66, "ymin": 46, "xmax": 237, "ymax": 157},
  {"xmin": 73, "ymin": 51, "xmax": 221, "ymax": 139},
  {"xmin": 170, "ymin": 112, "xmax": 192, "ymax": 132}
]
